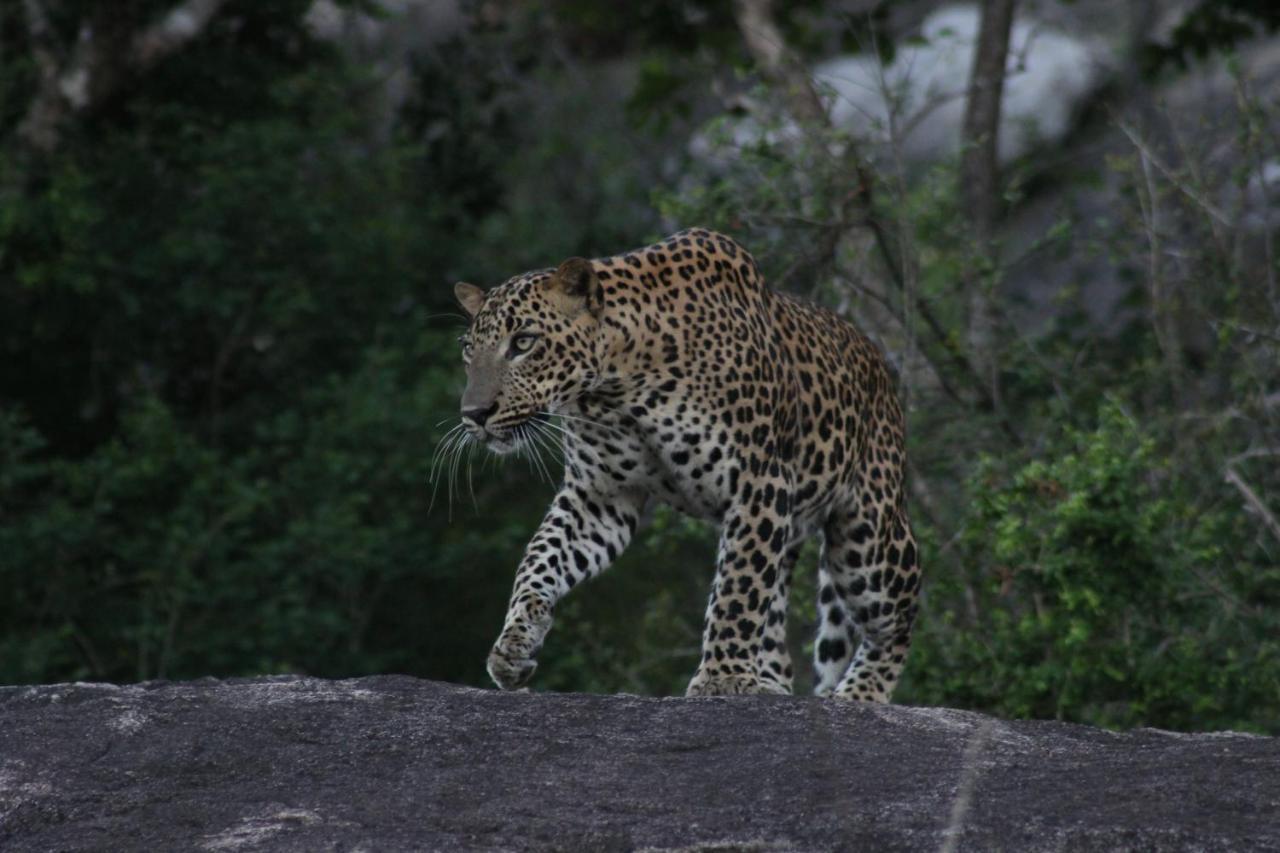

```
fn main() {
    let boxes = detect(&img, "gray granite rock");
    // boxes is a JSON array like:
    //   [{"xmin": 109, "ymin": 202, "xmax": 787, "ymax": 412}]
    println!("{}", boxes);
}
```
[{"xmin": 1, "ymin": 676, "xmax": 1276, "ymax": 852}]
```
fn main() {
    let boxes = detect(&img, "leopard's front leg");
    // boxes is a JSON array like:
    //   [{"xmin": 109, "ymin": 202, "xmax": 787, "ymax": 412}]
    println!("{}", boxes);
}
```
[
  {"xmin": 488, "ymin": 485, "xmax": 640, "ymax": 690},
  {"xmin": 687, "ymin": 475, "xmax": 794, "ymax": 697}
]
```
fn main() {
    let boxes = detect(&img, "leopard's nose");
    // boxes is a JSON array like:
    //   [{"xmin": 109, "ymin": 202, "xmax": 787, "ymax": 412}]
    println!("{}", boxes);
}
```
[{"xmin": 462, "ymin": 403, "xmax": 498, "ymax": 428}]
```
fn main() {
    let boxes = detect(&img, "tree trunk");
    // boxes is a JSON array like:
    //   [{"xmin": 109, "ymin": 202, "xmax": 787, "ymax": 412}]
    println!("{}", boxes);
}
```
[{"xmin": 959, "ymin": 0, "xmax": 1016, "ymax": 407}]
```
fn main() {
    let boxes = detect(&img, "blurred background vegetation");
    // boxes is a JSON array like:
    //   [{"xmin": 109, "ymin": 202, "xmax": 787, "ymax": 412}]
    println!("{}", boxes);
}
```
[{"xmin": 1, "ymin": 0, "xmax": 1277, "ymax": 734}]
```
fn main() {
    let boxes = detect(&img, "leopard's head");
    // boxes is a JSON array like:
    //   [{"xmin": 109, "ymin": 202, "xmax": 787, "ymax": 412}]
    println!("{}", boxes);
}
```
[{"xmin": 453, "ymin": 257, "xmax": 603, "ymax": 454}]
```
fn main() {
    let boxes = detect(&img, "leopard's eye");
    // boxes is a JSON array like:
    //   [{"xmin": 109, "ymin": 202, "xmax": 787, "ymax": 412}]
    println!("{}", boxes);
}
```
[
  {"xmin": 459, "ymin": 339, "xmax": 473, "ymax": 362},
  {"xmin": 510, "ymin": 333, "xmax": 539, "ymax": 357}
]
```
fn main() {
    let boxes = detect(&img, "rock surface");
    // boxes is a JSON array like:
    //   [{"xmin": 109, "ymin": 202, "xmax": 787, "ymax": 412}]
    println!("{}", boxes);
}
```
[{"xmin": 1, "ymin": 676, "xmax": 1277, "ymax": 852}]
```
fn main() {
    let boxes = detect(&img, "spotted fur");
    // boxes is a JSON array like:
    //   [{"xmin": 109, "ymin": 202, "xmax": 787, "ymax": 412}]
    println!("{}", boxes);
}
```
[{"xmin": 453, "ymin": 229, "xmax": 921, "ymax": 700}]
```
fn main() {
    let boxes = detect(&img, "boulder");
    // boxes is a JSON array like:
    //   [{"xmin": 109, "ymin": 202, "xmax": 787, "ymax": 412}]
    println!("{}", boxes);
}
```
[
  {"xmin": 1, "ymin": 676, "xmax": 1277, "ymax": 851},
  {"xmin": 689, "ymin": 4, "xmax": 1114, "ymax": 172},
  {"xmin": 815, "ymin": 5, "xmax": 1112, "ymax": 165}
]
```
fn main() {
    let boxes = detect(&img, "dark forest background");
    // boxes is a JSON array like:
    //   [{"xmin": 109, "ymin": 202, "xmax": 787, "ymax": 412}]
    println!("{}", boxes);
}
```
[{"xmin": 1, "ymin": 0, "xmax": 1278, "ymax": 734}]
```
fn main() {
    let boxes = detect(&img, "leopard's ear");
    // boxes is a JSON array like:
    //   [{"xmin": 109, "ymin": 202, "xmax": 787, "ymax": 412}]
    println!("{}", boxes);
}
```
[
  {"xmin": 454, "ymin": 282, "xmax": 486, "ymax": 318},
  {"xmin": 543, "ymin": 257, "xmax": 602, "ymax": 318}
]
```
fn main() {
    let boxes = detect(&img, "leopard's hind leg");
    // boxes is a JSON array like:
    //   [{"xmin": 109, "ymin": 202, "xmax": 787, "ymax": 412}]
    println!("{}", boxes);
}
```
[
  {"xmin": 813, "ymin": 546, "xmax": 856, "ymax": 695},
  {"xmin": 817, "ymin": 504, "xmax": 921, "ymax": 701}
]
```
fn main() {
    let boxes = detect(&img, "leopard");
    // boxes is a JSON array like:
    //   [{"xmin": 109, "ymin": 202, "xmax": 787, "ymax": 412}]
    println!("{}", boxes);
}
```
[{"xmin": 451, "ymin": 228, "xmax": 921, "ymax": 700}]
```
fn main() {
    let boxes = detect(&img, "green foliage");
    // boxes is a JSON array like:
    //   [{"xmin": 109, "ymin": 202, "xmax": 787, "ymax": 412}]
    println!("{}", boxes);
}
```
[
  {"xmin": 898, "ymin": 404, "xmax": 1280, "ymax": 732},
  {"xmin": 0, "ymin": 336, "xmax": 527, "ymax": 684},
  {"xmin": 0, "ymin": 0, "xmax": 539, "ymax": 687}
]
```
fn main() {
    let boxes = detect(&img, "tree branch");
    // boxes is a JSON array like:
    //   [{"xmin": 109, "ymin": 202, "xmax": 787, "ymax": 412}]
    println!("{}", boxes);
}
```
[
  {"xmin": 731, "ymin": 0, "xmax": 1020, "ymax": 442},
  {"xmin": 730, "ymin": 0, "xmax": 900, "ymax": 291},
  {"xmin": 17, "ymin": 0, "xmax": 70, "ymax": 152},
  {"xmin": 732, "ymin": 0, "xmax": 826, "ymax": 125},
  {"xmin": 131, "ymin": 0, "xmax": 230, "ymax": 67},
  {"xmin": 1225, "ymin": 467, "xmax": 1280, "ymax": 545},
  {"xmin": 15, "ymin": 0, "xmax": 231, "ymax": 153}
]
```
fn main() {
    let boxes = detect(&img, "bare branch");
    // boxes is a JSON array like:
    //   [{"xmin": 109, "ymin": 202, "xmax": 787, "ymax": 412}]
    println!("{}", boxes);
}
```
[
  {"xmin": 1116, "ymin": 120, "xmax": 1233, "ymax": 227},
  {"xmin": 132, "ymin": 0, "xmax": 230, "ymax": 67},
  {"xmin": 1134, "ymin": 141, "xmax": 1188, "ymax": 403},
  {"xmin": 732, "ymin": 0, "xmax": 826, "ymax": 125},
  {"xmin": 17, "ymin": 0, "xmax": 68, "ymax": 151},
  {"xmin": 730, "ymin": 0, "xmax": 1020, "ymax": 441},
  {"xmin": 1228, "ymin": 447, "xmax": 1280, "ymax": 465},
  {"xmin": 15, "ymin": 0, "xmax": 230, "ymax": 154},
  {"xmin": 730, "ymin": 0, "xmax": 900, "ymax": 296},
  {"xmin": 20, "ymin": 0, "xmax": 57, "ymax": 64},
  {"xmin": 1225, "ymin": 466, "xmax": 1280, "ymax": 544}
]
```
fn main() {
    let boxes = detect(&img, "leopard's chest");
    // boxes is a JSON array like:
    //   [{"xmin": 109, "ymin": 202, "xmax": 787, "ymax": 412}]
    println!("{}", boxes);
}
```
[
  {"xmin": 565, "ymin": 376, "xmax": 841, "ymax": 526},
  {"xmin": 564, "ymin": 400, "xmax": 732, "ymax": 521}
]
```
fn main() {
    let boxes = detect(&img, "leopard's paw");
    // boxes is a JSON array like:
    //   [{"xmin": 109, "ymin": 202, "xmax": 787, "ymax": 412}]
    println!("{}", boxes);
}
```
[
  {"xmin": 685, "ymin": 670, "xmax": 775, "ymax": 697},
  {"xmin": 487, "ymin": 644, "xmax": 538, "ymax": 691}
]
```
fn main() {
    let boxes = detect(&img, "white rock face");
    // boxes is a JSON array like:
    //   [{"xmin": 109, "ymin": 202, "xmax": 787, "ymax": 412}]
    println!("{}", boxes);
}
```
[{"xmin": 693, "ymin": 4, "xmax": 1113, "ymax": 168}]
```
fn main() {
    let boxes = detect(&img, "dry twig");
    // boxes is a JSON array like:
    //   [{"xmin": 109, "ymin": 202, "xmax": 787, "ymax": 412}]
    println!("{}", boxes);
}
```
[{"xmin": 1225, "ymin": 466, "xmax": 1280, "ymax": 544}]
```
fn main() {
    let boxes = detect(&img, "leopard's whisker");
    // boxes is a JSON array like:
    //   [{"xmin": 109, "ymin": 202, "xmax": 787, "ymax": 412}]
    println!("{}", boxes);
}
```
[
  {"xmin": 456, "ymin": 433, "xmax": 474, "ymax": 515},
  {"xmin": 466, "ymin": 438, "xmax": 479, "ymax": 509},
  {"xmin": 438, "ymin": 423, "xmax": 466, "ymax": 462},
  {"xmin": 524, "ymin": 425, "xmax": 550, "ymax": 484},
  {"xmin": 429, "ymin": 424, "xmax": 466, "ymax": 514},
  {"xmin": 527, "ymin": 421, "xmax": 561, "ymax": 485},
  {"xmin": 519, "ymin": 425, "xmax": 542, "ymax": 484},
  {"xmin": 526, "ymin": 423, "xmax": 554, "ymax": 486},
  {"xmin": 447, "ymin": 430, "xmax": 471, "ymax": 519},
  {"xmin": 519, "ymin": 426, "xmax": 541, "ymax": 481},
  {"xmin": 543, "ymin": 410, "xmax": 629, "ymax": 436},
  {"xmin": 534, "ymin": 418, "xmax": 566, "ymax": 466},
  {"xmin": 535, "ymin": 412, "xmax": 593, "ymax": 449},
  {"xmin": 440, "ymin": 433, "xmax": 459, "ymax": 520},
  {"xmin": 429, "ymin": 424, "xmax": 463, "ymax": 481}
]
